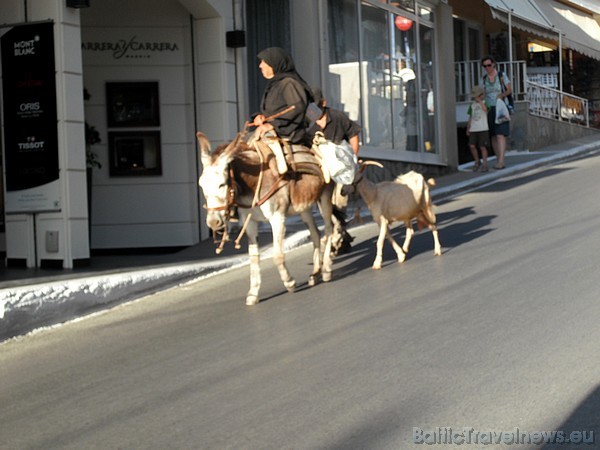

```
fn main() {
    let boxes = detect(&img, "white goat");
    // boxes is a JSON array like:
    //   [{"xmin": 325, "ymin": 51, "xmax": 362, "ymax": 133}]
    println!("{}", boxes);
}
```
[{"xmin": 344, "ymin": 164, "xmax": 442, "ymax": 269}]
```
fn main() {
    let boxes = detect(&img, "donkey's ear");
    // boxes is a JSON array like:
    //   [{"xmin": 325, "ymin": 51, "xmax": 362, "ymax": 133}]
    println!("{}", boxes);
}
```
[
  {"xmin": 196, "ymin": 132, "xmax": 212, "ymax": 166},
  {"xmin": 223, "ymin": 132, "xmax": 244, "ymax": 161}
]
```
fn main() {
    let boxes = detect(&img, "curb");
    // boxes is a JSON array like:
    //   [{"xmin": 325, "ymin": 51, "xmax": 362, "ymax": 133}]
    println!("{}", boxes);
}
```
[
  {"xmin": 2, "ymin": 143, "xmax": 598, "ymax": 341},
  {"xmin": 432, "ymin": 144, "xmax": 600, "ymax": 202}
]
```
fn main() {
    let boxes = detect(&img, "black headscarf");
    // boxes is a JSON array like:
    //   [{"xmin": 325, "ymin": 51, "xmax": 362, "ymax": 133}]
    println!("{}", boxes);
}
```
[{"xmin": 257, "ymin": 47, "xmax": 313, "ymax": 104}]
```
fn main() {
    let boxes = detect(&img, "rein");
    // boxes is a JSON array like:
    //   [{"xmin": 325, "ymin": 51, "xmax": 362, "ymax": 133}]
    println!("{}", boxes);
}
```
[{"xmin": 208, "ymin": 140, "xmax": 289, "ymax": 251}]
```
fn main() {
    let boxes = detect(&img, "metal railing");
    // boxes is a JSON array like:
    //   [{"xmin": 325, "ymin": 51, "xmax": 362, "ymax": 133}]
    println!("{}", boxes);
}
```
[
  {"xmin": 455, "ymin": 59, "xmax": 528, "ymax": 102},
  {"xmin": 526, "ymin": 80, "xmax": 589, "ymax": 127}
]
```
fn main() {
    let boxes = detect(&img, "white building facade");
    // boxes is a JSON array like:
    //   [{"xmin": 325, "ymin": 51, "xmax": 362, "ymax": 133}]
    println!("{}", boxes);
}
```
[{"xmin": 0, "ymin": 0, "xmax": 456, "ymax": 268}]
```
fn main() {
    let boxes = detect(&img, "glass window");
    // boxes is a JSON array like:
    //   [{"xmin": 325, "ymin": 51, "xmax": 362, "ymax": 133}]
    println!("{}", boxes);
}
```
[
  {"xmin": 418, "ymin": 23, "xmax": 436, "ymax": 153},
  {"xmin": 326, "ymin": 0, "xmax": 361, "ymax": 123},
  {"xmin": 391, "ymin": 12, "xmax": 417, "ymax": 151},
  {"xmin": 418, "ymin": 5, "xmax": 433, "ymax": 22},
  {"xmin": 326, "ymin": 0, "xmax": 438, "ymax": 155},
  {"xmin": 361, "ymin": 2, "xmax": 393, "ymax": 147},
  {"xmin": 390, "ymin": 0, "xmax": 415, "ymax": 14}
]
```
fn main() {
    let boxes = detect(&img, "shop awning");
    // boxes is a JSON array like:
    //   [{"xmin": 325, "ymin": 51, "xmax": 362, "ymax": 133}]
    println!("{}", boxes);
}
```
[
  {"xmin": 484, "ymin": 0, "xmax": 556, "ymax": 40},
  {"xmin": 533, "ymin": 0, "xmax": 600, "ymax": 60},
  {"xmin": 485, "ymin": 0, "xmax": 600, "ymax": 61}
]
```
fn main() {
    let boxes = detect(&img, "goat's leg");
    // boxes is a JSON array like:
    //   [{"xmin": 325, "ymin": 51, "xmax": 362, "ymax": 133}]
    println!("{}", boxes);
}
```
[
  {"xmin": 373, "ymin": 218, "xmax": 389, "ymax": 270},
  {"xmin": 386, "ymin": 225, "xmax": 406, "ymax": 264},
  {"xmin": 270, "ymin": 212, "xmax": 296, "ymax": 293},
  {"xmin": 245, "ymin": 220, "xmax": 261, "ymax": 306},
  {"xmin": 401, "ymin": 220, "xmax": 414, "ymax": 256},
  {"xmin": 301, "ymin": 210, "xmax": 322, "ymax": 286},
  {"xmin": 430, "ymin": 224, "xmax": 442, "ymax": 256}
]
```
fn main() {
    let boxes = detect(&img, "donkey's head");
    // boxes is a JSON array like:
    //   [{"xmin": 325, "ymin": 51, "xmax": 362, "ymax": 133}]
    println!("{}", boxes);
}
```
[{"xmin": 197, "ymin": 132, "xmax": 242, "ymax": 231}]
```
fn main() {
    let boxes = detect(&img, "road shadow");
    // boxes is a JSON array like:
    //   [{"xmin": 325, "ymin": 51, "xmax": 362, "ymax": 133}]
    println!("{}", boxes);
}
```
[
  {"xmin": 541, "ymin": 384, "xmax": 599, "ymax": 449},
  {"xmin": 331, "ymin": 208, "xmax": 495, "ymax": 280},
  {"xmin": 476, "ymin": 167, "xmax": 572, "ymax": 193}
]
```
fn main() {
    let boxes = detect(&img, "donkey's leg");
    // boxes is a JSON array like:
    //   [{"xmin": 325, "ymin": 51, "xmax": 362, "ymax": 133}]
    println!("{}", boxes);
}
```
[
  {"xmin": 301, "ymin": 209, "xmax": 322, "ymax": 286},
  {"xmin": 270, "ymin": 212, "xmax": 296, "ymax": 292},
  {"xmin": 245, "ymin": 219, "xmax": 262, "ymax": 306},
  {"xmin": 317, "ymin": 185, "xmax": 335, "ymax": 282}
]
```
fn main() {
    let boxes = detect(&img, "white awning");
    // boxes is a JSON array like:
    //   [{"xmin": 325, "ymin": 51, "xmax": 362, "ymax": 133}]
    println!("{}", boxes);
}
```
[
  {"xmin": 485, "ymin": 0, "xmax": 600, "ymax": 61},
  {"xmin": 484, "ymin": 0, "xmax": 556, "ymax": 40},
  {"xmin": 533, "ymin": 0, "xmax": 600, "ymax": 60}
]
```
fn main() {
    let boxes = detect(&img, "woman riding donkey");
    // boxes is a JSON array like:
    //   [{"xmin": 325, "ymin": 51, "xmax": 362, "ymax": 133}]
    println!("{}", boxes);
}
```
[
  {"xmin": 250, "ymin": 47, "xmax": 350, "ymax": 255},
  {"xmin": 251, "ymin": 46, "xmax": 314, "ymax": 173}
]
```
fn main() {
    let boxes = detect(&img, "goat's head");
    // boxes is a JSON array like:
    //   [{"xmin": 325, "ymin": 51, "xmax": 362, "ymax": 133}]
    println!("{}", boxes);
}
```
[
  {"xmin": 197, "ymin": 132, "xmax": 242, "ymax": 231},
  {"xmin": 341, "ymin": 160, "xmax": 384, "ymax": 196}
]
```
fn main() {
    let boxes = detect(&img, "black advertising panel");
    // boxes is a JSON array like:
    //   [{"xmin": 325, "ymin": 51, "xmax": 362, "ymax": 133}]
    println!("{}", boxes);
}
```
[{"xmin": 1, "ymin": 21, "xmax": 60, "ymax": 213}]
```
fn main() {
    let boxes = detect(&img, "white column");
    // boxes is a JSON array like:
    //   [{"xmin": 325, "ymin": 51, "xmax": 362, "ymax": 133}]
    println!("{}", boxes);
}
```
[{"xmin": 4, "ymin": 0, "xmax": 88, "ymax": 268}]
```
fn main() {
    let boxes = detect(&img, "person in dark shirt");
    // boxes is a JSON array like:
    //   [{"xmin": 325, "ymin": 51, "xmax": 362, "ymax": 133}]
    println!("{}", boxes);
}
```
[
  {"xmin": 308, "ymin": 87, "xmax": 362, "ymax": 255},
  {"xmin": 307, "ymin": 87, "xmax": 361, "ymax": 155},
  {"xmin": 252, "ymin": 47, "xmax": 313, "ymax": 146}
]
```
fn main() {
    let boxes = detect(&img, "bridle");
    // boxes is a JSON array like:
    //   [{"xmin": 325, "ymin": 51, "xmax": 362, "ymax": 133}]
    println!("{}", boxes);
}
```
[
  {"xmin": 205, "ymin": 142, "xmax": 287, "ymax": 253},
  {"xmin": 202, "ymin": 165, "xmax": 239, "ymax": 220}
]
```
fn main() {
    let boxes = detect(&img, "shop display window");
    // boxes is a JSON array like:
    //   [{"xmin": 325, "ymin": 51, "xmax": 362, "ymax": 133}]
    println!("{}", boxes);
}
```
[{"xmin": 106, "ymin": 82, "xmax": 162, "ymax": 176}]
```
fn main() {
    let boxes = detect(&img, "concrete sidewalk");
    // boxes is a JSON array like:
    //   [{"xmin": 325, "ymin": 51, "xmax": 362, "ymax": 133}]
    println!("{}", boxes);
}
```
[{"xmin": 2, "ymin": 134, "xmax": 599, "ymax": 341}]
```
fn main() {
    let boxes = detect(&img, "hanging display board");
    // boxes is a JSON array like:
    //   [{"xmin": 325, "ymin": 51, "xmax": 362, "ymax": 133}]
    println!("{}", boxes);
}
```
[{"xmin": 1, "ymin": 21, "xmax": 60, "ymax": 213}]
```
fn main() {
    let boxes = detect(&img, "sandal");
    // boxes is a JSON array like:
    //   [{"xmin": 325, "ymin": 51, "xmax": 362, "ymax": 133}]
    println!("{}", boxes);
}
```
[
  {"xmin": 494, "ymin": 162, "xmax": 505, "ymax": 170},
  {"xmin": 480, "ymin": 165, "xmax": 489, "ymax": 173},
  {"xmin": 472, "ymin": 164, "xmax": 480, "ymax": 172}
]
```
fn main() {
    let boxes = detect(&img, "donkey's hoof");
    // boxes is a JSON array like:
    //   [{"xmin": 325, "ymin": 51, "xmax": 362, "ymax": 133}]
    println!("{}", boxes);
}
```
[
  {"xmin": 284, "ymin": 279, "xmax": 296, "ymax": 292},
  {"xmin": 246, "ymin": 295, "xmax": 259, "ymax": 306},
  {"xmin": 322, "ymin": 271, "xmax": 332, "ymax": 282}
]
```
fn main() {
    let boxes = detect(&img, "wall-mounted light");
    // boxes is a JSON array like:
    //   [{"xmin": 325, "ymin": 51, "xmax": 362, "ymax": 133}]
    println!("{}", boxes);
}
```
[
  {"xmin": 67, "ymin": 0, "xmax": 90, "ymax": 8},
  {"xmin": 226, "ymin": 30, "xmax": 246, "ymax": 48}
]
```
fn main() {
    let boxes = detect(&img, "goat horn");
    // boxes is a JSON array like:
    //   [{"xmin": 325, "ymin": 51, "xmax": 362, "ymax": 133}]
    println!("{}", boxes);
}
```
[{"xmin": 358, "ymin": 159, "xmax": 384, "ymax": 174}]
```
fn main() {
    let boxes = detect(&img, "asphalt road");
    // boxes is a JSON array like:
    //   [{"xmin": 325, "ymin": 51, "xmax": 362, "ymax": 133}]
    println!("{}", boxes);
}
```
[{"xmin": 1, "ymin": 155, "xmax": 599, "ymax": 449}]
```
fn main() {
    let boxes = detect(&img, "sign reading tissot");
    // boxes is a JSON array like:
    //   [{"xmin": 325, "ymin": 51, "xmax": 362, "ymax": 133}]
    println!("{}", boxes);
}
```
[{"xmin": 1, "ymin": 21, "xmax": 60, "ymax": 213}]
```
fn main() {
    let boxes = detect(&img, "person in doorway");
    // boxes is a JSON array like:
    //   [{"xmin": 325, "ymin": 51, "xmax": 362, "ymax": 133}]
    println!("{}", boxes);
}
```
[
  {"xmin": 466, "ymin": 85, "xmax": 490, "ymax": 172},
  {"xmin": 308, "ymin": 87, "xmax": 362, "ymax": 255},
  {"xmin": 482, "ymin": 55, "xmax": 511, "ymax": 170},
  {"xmin": 252, "ymin": 47, "xmax": 313, "ymax": 146}
]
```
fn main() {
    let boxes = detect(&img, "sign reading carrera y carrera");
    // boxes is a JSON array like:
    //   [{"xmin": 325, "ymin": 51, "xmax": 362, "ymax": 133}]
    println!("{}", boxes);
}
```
[{"xmin": 1, "ymin": 21, "xmax": 60, "ymax": 213}]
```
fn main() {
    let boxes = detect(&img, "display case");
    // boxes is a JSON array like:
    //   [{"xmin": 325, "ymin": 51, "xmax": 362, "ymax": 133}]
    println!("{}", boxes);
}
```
[{"xmin": 108, "ymin": 131, "xmax": 162, "ymax": 176}]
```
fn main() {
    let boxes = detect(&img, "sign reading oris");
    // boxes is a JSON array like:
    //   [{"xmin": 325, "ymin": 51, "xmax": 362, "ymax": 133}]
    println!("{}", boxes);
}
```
[{"xmin": 1, "ymin": 21, "xmax": 60, "ymax": 214}]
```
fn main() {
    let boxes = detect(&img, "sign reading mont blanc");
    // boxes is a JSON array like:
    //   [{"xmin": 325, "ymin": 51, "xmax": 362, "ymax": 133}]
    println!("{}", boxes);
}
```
[{"xmin": 1, "ymin": 22, "xmax": 60, "ymax": 213}]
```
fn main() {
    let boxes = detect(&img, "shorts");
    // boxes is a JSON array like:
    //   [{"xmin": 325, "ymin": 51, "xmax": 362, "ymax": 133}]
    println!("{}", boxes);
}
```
[
  {"xmin": 487, "ymin": 107, "xmax": 510, "ymax": 137},
  {"xmin": 468, "ymin": 131, "xmax": 489, "ymax": 149}
]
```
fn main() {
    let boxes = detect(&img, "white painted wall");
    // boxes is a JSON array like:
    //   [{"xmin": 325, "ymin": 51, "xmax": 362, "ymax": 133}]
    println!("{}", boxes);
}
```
[{"xmin": 81, "ymin": 0, "xmax": 201, "ymax": 249}]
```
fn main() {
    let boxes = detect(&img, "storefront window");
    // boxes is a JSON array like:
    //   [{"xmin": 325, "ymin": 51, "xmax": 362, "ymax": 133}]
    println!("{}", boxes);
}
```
[
  {"xmin": 419, "ymin": 20, "xmax": 436, "ymax": 153},
  {"xmin": 326, "ymin": 0, "xmax": 362, "ymax": 124},
  {"xmin": 391, "ymin": 11, "xmax": 418, "ymax": 151},
  {"xmin": 361, "ymin": 2, "xmax": 393, "ymax": 146},
  {"xmin": 326, "ymin": 0, "xmax": 437, "ymax": 156}
]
